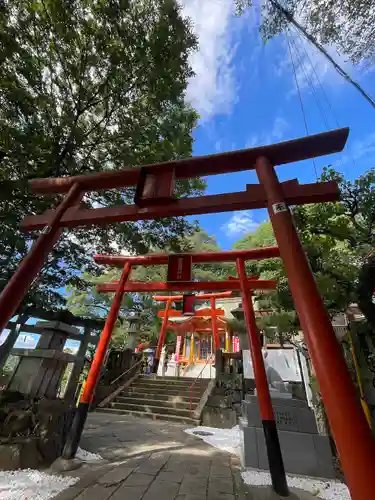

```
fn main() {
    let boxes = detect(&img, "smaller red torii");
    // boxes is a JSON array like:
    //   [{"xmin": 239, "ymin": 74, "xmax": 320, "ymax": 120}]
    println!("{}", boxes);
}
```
[{"xmin": 152, "ymin": 291, "xmax": 233, "ymax": 365}]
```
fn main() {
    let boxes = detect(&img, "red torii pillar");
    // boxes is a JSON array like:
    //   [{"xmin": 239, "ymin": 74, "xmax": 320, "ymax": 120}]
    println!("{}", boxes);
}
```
[
  {"xmin": 63, "ymin": 261, "xmax": 132, "ymax": 458},
  {"xmin": 236, "ymin": 258, "xmax": 287, "ymax": 494},
  {"xmin": 152, "ymin": 296, "xmax": 173, "ymax": 373},
  {"xmin": 256, "ymin": 156, "xmax": 375, "ymax": 500}
]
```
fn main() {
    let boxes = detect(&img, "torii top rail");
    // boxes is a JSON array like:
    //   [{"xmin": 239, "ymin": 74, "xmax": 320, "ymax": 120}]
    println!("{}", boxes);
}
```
[{"xmin": 21, "ymin": 128, "xmax": 347, "ymax": 230}]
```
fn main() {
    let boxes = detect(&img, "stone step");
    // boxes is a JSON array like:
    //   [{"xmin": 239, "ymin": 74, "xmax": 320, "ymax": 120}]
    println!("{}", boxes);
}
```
[
  {"xmin": 132, "ymin": 384, "xmax": 206, "ymax": 394},
  {"xmin": 138, "ymin": 375, "xmax": 203, "ymax": 383},
  {"xmin": 116, "ymin": 395, "xmax": 198, "ymax": 408},
  {"xmin": 109, "ymin": 401, "xmax": 194, "ymax": 417},
  {"xmin": 136, "ymin": 376, "xmax": 208, "ymax": 387},
  {"xmin": 96, "ymin": 407, "xmax": 199, "ymax": 425},
  {"xmin": 126, "ymin": 385, "xmax": 206, "ymax": 397},
  {"xmin": 118, "ymin": 391, "xmax": 201, "ymax": 402},
  {"xmin": 133, "ymin": 379, "xmax": 208, "ymax": 389}
]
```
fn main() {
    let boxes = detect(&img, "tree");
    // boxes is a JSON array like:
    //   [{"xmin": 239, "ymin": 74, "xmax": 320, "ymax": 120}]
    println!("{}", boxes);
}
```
[
  {"xmin": 0, "ymin": 0, "xmax": 204, "ymax": 312},
  {"xmin": 233, "ymin": 167, "xmax": 375, "ymax": 342},
  {"xmin": 65, "ymin": 229, "xmax": 234, "ymax": 345},
  {"xmin": 235, "ymin": 0, "xmax": 375, "ymax": 65}
]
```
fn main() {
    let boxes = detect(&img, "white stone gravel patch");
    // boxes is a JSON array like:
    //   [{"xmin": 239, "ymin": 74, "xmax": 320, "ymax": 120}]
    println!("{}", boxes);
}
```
[
  {"xmin": 0, "ymin": 469, "xmax": 79, "ymax": 500},
  {"xmin": 186, "ymin": 425, "xmax": 351, "ymax": 500},
  {"xmin": 185, "ymin": 425, "xmax": 241, "ymax": 456},
  {"xmin": 242, "ymin": 470, "xmax": 351, "ymax": 500},
  {"xmin": 76, "ymin": 447, "xmax": 102, "ymax": 461}
]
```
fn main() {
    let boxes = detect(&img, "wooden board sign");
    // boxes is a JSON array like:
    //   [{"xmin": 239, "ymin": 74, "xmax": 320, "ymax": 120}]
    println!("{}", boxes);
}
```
[{"xmin": 167, "ymin": 254, "xmax": 192, "ymax": 282}]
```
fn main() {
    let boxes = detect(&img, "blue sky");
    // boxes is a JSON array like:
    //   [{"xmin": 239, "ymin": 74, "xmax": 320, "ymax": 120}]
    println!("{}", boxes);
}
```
[
  {"xmin": 0, "ymin": 317, "xmax": 80, "ymax": 353},
  {"xmin": 181, "ymin": 1, "xmax": 375, "ymax": 250}
]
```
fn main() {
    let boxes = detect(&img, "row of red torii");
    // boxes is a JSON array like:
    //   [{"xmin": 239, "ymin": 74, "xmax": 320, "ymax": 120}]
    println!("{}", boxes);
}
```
[{"xmin": 1, "ymin": 127, "xmax": 374, "ymax": 498}]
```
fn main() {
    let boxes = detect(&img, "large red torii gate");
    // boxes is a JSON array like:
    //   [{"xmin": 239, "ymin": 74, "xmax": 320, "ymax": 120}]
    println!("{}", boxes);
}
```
[{"xmin": 1, "ymin": 127, "xmax": 374, "ymax": 498}]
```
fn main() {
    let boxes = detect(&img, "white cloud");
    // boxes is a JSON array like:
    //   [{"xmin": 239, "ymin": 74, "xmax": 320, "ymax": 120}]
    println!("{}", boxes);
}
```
[
  {"xmin": 245, "ymin": 135, "xmax": 259, "ymax": 149},
  {"xmin": 350, "ymin": 132, "xmax": 375, "ymax": 161},
  {"xmin": 222, "ymin": 210, "xmax": 259, "ymax": 236},
  {"xmin": 0, "ymin": 330, "xmax": 9, "ymax": 346},
  {"xmin": 245, "ymin": 116, "xmax": 289, "ymax": 148},
  {"xmin": 340, "ymin": 131, "xmax": 375, "ymax": 165},
  {"xmin": 14, "ymin": 334, "xmax": 38, "ymax": 349},
  {"xmin": 271, "ymin": 116, "xmax": 289, "ymax": 141},
  {"xmin": 180, "ymin": 0, "xmax": 242, "ymax": 120}
]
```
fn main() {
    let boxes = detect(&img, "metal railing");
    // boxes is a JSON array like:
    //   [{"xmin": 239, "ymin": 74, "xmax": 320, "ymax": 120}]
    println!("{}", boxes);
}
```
[
  {"xmin": 189, "ymin": 356, "xmax": 213, "ymax": 415},
  {"xmin": 109, "ymin": 357, "xmax": 143, "ymax": 386}
]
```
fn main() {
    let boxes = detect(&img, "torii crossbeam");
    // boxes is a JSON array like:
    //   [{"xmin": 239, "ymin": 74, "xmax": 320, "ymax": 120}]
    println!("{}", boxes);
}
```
[{"xmin": 1, "ymin": 126, "xmax": 374, "ymax": 499}]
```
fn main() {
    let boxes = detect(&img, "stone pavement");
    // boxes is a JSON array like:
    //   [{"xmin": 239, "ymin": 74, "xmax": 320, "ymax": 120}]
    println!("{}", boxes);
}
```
[
  {"xmin": 52, "ymin": 413, "xmax": 321, "ymax": 500},
  {"xmin": 52, "ymin": 412, "xmax": 251, "ymax": 500}
]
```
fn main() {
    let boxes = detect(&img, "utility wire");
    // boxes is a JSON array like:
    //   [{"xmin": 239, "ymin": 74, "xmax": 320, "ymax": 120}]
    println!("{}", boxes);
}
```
[
  {"xmin": 289, "ymin": 35, "xmax": 330, "ymax": 130},
  {"xmin": 285, "ymin": 29, "xmax": 318, "ymax": 179},
  {"xmin": 269, "ymin": 0, "xmax": 375, "ymax": 109},
  {"xmin": 292, "ymin": 26, "xmax": 358, "ymax": 170},
  {"xmin": 292, "ymin": 26, "xmax": 341, "ymax": 130}
]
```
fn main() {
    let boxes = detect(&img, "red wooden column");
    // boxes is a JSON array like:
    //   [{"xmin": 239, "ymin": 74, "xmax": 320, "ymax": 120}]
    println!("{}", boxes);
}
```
[
  {"xmin": 210, "ymin": 297, "xmax": 220, "ymax": 351},
  {"xmin": 255, "ymin": 155, "xmax": 375, "ymax": 500},
  {"xmin": 153, "ymin": 299, "xmax": 172, "ymax": 373},
  {"xmin": 0, "ymin": 182, "xmax": 82, "ymax": 334},
  {"xmin": 63, "ymin": 262, "xmax": 132, "ymax": 459},
  {"xmin": 236, "ymin": 258, "xmax": 288, "ymax": 496}
]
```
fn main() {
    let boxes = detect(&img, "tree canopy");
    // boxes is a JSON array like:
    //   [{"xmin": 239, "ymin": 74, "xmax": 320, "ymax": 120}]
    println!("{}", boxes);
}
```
[
  {"xmin": 0, "ymin": 0, "xmax": 204, "ymax": 312},
  {"xmin": 235, "ymin": 0, "xmax": 375, "ymax": 65},
  {"xmin": 234, "ymin": 167, "xmax": 375, "ymax": 341},
  {"xmin": 65, "ymin": 229, "xmax": 234, "ymax": 346}
]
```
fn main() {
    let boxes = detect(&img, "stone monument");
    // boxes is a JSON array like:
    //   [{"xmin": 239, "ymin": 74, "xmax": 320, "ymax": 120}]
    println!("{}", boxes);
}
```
[
  {"xmin": 240, "ymin": 391, "xmax": 335, "ymax": 478},
  {"xmin": 0, "ymin": 321, "xmax": 94, "ymax": 470}
]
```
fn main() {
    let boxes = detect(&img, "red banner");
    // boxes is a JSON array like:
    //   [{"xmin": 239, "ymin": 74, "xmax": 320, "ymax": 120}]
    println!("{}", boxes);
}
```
[{"xmin": 167, "ymin": 254, "xmax": 192, "ymax": 282}]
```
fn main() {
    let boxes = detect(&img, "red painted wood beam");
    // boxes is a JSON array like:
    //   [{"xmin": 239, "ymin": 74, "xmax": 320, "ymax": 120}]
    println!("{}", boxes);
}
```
[
  {"xmin": 157, "ymin": 309, "xmax": 226, "ymax": 318},
  {"xmin": 96, "ymin": 279, "xmax": 277, "ymax": 293},
  {"xmin": 94, "ymin": 248, "xmax": 278, "ymax": 267},
  {"xmin": 28, "ymin": 128, "xmax": 348, "ymax": 195},
  {"xmin": 153, "ymin": 291, "xmax": 233, "ymax": 301},
  {"xmin": 21, "ymin": 181, "xmax": 339, "ymax": 231}
]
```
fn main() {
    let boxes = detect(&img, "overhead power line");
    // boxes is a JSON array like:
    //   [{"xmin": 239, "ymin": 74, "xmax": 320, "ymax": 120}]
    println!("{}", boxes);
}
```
[
  {"xmin": 292, "ymin": 26, "xmax": 341, "ymax": 130},
  {"xmin": 269, "ymin": 0, "xmax": 375, "ymax": 109},
  {"xmin": 290, "ymin": 35, "xmax": 330, "ymax": 130},
  {"xmin": 285, "ymin": 29, "xmax": 318, "ymax": 179}
]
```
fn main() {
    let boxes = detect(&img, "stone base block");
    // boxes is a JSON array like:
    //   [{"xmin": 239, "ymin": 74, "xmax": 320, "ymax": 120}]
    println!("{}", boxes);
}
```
[
  {"xmin": 0, "ymin": 439, "xmax": 42, "ymax": 470},
  {"xmin": 245, "ymin": 395, "xmax": 307, "ymax": 408},
  {"xmin": 240, "ymin": 423, "xmax": 335, "ymax": 479},
  {"xmin": 242, "ymin": 400, "xmax": 318, "ymax": 434},
  {"xmin": 201, "ymin": 407, "xmax": 237, "ymax": 429}
]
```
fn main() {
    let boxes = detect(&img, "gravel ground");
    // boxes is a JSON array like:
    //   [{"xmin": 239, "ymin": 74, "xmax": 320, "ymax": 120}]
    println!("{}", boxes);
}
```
[
  {"xmin": 185, "ymin": 425, "xmax": 351, "ymax": 500},
  {"xmin": 0, "ymin": 469, "xmax": 79, "ymax": 500},
  {"xmin": 75, "ymin": 447, "xmax": 103, "ymax": 462}
]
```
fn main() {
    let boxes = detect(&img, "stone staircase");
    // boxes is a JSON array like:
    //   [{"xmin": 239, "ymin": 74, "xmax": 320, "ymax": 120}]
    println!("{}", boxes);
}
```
[{"xmin": 96, "ymin": 375, "xmax": 210, "ymax": 425}]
